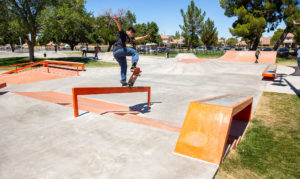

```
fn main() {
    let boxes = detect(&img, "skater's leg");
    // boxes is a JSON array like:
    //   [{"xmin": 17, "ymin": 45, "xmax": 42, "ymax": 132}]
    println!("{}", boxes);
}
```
[
  {"xmin": 113, "ymin": 49, "xmax": 128, "ymax": 84},
  {"xmin": 125, "ymin": 47, "xmax": 139, "ymax": 70}
]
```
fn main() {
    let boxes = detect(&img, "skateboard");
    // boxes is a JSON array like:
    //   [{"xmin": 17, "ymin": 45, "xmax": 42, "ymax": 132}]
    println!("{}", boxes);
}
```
[{"xmin": 127, "ymin": 67, "xmax": 141, "ymax": 87}]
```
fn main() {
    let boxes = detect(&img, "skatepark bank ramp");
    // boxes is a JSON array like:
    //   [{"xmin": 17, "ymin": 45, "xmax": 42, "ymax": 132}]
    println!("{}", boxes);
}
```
[{"xmin": 219, "ymin": 51, "xmax": 277, "ymax": 63}]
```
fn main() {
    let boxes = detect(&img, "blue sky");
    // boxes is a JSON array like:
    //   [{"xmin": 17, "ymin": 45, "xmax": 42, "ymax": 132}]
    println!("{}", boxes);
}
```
[{"xmin": 85, "ymin": 0, "xmax": 285, "ymax": 38}]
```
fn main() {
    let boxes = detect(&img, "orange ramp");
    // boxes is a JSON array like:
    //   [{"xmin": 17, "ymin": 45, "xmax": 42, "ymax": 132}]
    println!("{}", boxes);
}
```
[
  {"xmin": 178, "ymin": 58, "xmax": 208, "ymax": 63},
  {"xmin": 174, "ymin": 94, "xmax": 253, "ymax": 165},
  {"xmin": 219, "ymin": 51, "xmax": 277, "ymax": 63}
]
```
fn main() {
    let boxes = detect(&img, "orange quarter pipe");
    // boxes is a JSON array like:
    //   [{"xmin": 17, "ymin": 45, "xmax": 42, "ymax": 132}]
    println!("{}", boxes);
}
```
[{"xmin": 219, "ymin": 51, "xmax": 277, "ymax": 64}]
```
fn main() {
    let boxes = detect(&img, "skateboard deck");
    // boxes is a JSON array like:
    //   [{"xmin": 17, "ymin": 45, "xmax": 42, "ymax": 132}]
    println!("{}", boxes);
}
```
[{"xmin": 127, "ymin": 67, "xmax": 141, "ymax": 87}]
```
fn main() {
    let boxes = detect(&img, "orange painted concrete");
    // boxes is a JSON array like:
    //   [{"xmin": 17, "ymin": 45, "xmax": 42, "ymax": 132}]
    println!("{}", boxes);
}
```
[
  {"xmin": 13, "ymin": 91, "xmax": 132, "ymax": 114},
  {"xmin": 0, "ymin": 82, "xmax": 6, "ymax": 89},
  {"xmin": 219, "ymin": 51, "xmax": 277, "ymax": 64},
  {"xmin": 174, "ymin": 95, "xmax": 253, "ymax": 165},
  {"xmin": 12, "ymin": 91, "xmax": 181, "ymax": 132},
  {"xmin": 178, "ymin": 58, "xmax": 208, "ymax": 63},
  {"xmin": 0, "ymin": 69, "xmax": 73, "ymax": 85}
]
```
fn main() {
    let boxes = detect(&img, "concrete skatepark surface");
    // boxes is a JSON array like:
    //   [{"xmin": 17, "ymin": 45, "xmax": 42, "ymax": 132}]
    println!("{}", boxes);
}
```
[{"xmin": 0, "ymin": 51, "xmax": 299, "ymax": 178}]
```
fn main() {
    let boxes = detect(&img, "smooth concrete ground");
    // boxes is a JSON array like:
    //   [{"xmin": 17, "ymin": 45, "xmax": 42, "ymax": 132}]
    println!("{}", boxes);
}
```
[{"xmin": 0, "ymin": 51, "xmax": 299, "ymax": 178}]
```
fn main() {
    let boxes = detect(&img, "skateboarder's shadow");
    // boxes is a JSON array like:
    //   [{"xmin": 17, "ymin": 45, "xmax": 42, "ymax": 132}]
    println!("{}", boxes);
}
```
[{"xmin": 130, "ymin": 102, "xmax": 161, "ymax": 114}]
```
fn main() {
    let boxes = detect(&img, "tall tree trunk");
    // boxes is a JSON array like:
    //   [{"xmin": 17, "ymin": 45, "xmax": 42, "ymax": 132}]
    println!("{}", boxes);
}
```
[
  {"xmin": 273, "ymin": 26, "xmax": 291, "ymax": 51},
  {"xmin": 70, "ymin": 44, "xmax": 75, "ymax": 51},
  {"xmin": 107, "ymin": 42, "xmax": 113, "ymax": 52},
  {"xmin": 251, "ymin": 35, "xmax": 261, "ymax": 50},
  {"xmin": 28, "ymin": 41, "xmax": 35, "ymax": 62},
  {"xmin": 10, "ymin": 43, "xmax": 15, "ymax": 52}
]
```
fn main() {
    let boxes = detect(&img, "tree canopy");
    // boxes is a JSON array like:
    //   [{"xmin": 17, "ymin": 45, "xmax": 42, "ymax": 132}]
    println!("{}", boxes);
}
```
[
  {"xmin": 180, "ymin": 0, "xmax": 206, "ymax": 49},
  {"xmin": 200, "ymin": 18, "xmax": 218, "ymax": 47},
  {"xmin": 39, "ymin": 0, "xmax": 93, "ymax": 50},
  {"xmin": 220, "ymin": 0, "xmax": 300, "ymax": 50}
]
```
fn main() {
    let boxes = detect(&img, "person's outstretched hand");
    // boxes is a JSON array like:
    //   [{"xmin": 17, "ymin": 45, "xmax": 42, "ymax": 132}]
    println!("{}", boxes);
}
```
[
  {"xmin": 113, "ymin": 15, "xmax": 118, "ymax": 21},
  {"xmin": 145, "ymin": 34, "xmax": 150, "ymax": 38}
]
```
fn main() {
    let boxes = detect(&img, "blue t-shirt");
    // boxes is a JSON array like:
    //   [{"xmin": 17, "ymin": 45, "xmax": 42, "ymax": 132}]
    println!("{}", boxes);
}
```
[{"xmin": 113, "ymin": 30, "xmax": 134, "ymax": 52}]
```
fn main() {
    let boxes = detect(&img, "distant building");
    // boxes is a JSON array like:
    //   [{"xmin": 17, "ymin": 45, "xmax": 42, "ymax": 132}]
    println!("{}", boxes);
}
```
[
  {"xmin": 260, "ymin": 37, "xmax": 271, "ymax": 47},
  {"xmin": 236, "ymin": 41, "xmax": 247, "ymax": 48},
  {"xmin": 161, "ymin": 35, "xmax": 173, "ymax": 46},
  {"xmin": 283, "ymin": 33, "xmax": 294, "ymax": 48},
  {"xmin": 218, "ymin": 39, "xmax": 225, "ymax": 46},
  {"xmin": 160, "ymin": 34, "xmax": 184, "ymax": 47}
]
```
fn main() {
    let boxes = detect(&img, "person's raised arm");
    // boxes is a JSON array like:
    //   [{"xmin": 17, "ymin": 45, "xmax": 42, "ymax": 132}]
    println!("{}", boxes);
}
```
[
  {"xmin": 134, "ymin": 35, "xmax": 150, "ymax": 41},
  {"xmin": 113, "ymin": 15, "xmax": 122, "ymax": 32}
]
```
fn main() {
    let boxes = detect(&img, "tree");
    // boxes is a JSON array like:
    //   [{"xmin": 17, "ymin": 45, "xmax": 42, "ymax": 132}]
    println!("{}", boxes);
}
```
[
  {"xmin": 200, "ymin": 18, "xmax": 218, "ymax": 47},
  {"xmin": 272, "ymin": 0, "xmax": 300, "ymax": 50},
  {"xmin": 271, "ymin": 28, "xmax": 284, "ymax": 46},
  {"xmin": 220, "ymin": 0, "xmax": 282, "ymax": 50},
  {"xmin": 173, "ymin": 31, "xmax": 181, "ymax": 39},
  {"xmin": 95, "ymin": 9, "xmax": 136, "ymax": 52},
  {"xmin": 5, "ymin": 0, "xmax": 57, "ymax": 62},
  {"xmin": 180, "ymin": 0, "xmax": 206, "ymax": 50},
  {"xmin": 39, "ymin": 0, "xmax": 93, "ymax": 50},
  {"xmin": 133, "ymin": 23, "xmax": 147, "ymax": 45},
  {"xmin": 226, "ymin": 37, "xmax": 238, "ymax": 47},
  {"xmin": 146, "ymin": 22, "xmax": 162, "ymax": 44}
]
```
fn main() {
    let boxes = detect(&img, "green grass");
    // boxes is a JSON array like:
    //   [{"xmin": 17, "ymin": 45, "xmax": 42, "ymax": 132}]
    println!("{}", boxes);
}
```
[
  {"xmin": 0, "ymin": 57, "xmax": 117, "ymax": 71},
  {"xmin": 194, "ymin": 51, "xmax": 225, "ymax": 59},
  {"xmin": 139, "ymin": 52, "xmax": 178, "ymax": 58},
  {"xmin": 217, "ymin": 92, "xmax": 300, "ymax": 179},
  {"xmin": 276, "ymin": 57, "xmax": 298, "ymax": 66}
]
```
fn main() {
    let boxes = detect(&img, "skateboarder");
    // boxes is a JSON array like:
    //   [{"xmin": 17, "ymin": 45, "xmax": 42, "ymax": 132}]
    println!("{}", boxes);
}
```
[
  {"xmin": 255, "ymin": 48, "xmax": 260, "ymax": 63},
  {"xmin": 113, "ymin": 15, "xmax": 150, "ymax": 86}
]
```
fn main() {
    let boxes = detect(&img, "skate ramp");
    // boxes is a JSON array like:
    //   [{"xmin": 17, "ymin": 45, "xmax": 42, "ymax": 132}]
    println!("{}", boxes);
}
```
[
  {"xmin": 175, "ymin": 53, "xmax": 198, "ymax": 59},
  {"xmin": 175, "ymin": 94, "xmax": 253, "ymax": 165},
  {"xmin": 219, "ymin": 51, "xmax": 277, "ymax": 64}
]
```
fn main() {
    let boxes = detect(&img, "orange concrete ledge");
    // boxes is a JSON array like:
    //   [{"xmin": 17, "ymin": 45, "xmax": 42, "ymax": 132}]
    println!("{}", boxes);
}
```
[
  {"xmin": 174, "ymin": 94, "xmax": 253, "ymax": 165},
  {"xmin": 0, "ymin": 82, "xmax": 6, "ymax": 89}
]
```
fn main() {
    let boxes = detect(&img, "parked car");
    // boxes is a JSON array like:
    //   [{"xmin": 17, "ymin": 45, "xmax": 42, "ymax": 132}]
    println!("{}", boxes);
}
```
[
  {"xmin": 137, "ymin": 45, "xmax": 150, "ymax": 53},
  {"xmin": 277, "ymin": 48, "xmax": 289, "ymax": 57},
  {"xmin": 263, "ymin": 48, "xmax": 273, "ymax": 51},
  {"xmin": 157, "ymin": 48, "xmax": 166, "ymax": 53},
  {"xmin": 149, "ymin": 48, "xmax": 158, "ymax": 54},
  {"xmin": 195, "ymin": 46, "xmax": 206, "ymax": 51},
  {"xmin": 235, "ymin": 48, "xmax": 243, "ymax": 51},
  {"xmin": 223, "ymin": 47, "xmax": 231, "ymax": 51},
  {"xmin": 206, "ymin": 46, "xmax": 219, "ymax": 51}
]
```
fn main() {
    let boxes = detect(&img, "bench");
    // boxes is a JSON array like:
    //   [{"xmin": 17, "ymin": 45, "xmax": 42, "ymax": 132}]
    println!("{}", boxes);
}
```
[{"xmin": 262, "ymin": 64, "xmax": 277, "ymax": 78}]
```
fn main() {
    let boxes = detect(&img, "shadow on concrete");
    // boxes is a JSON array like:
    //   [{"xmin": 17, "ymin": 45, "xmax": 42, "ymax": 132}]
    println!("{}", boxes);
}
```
[
  {"xmin": 271, "ymin": 73, "xmax": 287, "ymax": 86},
  {"xmin": 284, "ymin": 78, "xmax": 300, "ymax": 98},
  {"xmin": 0, "ymin": 91, "xmax": 8, "ymax": 96},
  {"xmin": 130, "ymin": 102, "xmax": 161, "ymax": 114},
  {"xmin": 78, "ymin": 111, "xmax": 90, "ymax": 117},
  {"xmin": 289, "ymin": 66, "xmax": 300, "ymax": 76}
]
